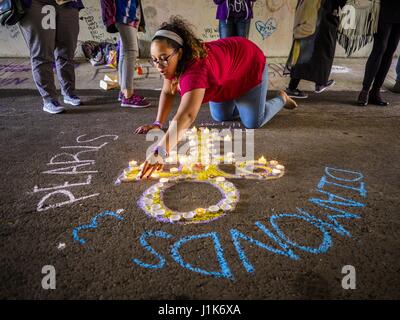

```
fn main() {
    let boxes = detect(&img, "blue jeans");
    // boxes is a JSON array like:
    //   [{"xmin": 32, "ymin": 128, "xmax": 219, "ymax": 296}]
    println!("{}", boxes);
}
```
[
  {"xmin": 209, "ymin": 64, "xmax": 285, "ymax": 129},
  {"xmin": 219, "ymin": 19, "xmax": 250, "ymax": 39},
  {"xmin": 396, "ymin": 56, "xmax": 400, "ymax": 81}
]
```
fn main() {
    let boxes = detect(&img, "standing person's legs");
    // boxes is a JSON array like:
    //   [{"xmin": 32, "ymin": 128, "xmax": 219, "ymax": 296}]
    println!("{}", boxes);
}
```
[
  {"xmin": 54, "ymin": 4, "xmax": 80, "ymax": 104},
  {"xmin": 397, "ymin": 56, "xmax": 400, "ymax": 81},
  {"xmin": 235, "ymin": 20, "xmax": 251, "ymax": 38},
  {"xmin": 361, "ymin": 22, "xmax": 392, "ymax": 91},
  {"xmin": 370, "ymin": 23, "xmax": 400, "ymax": 95},
  {"xmin": 19, "ymin": 0, "xmax": 57, "ymax": 103},
  {"xmin": 358, "ymin": 21, "xmax": 393, "ymax": 105},
  {"xmin": 116, "ymin": 22, "xmax": 138, "ymax": 99},
  {"xmin": 392, "ymin": 55, "xmax": 400, "ymax": 93},
  {"xmin": 285, "ymin": 77, "xmax": 308, "ymax": 98},
  {"xmin": 219, "ymin": 20, "xmax": 235, "ymax": 38},
  {"xmin": 234, "ymin": 64, "xmax": 287, "ymax": 129}
]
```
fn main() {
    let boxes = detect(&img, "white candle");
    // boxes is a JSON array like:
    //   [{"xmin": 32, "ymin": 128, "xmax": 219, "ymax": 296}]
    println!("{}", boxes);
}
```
[
  {"xmin": 272, "ymin": 169, "xmax": 281, "ymax": 175},
  {"xmin": 258, "ymin": 156, "xmax": 267, "ymax": 164},
  {"xmin": 170, "ymin": 167, "xmax": 179, "ymax": 174},
  {"xmin": 221, "ymin": 203, "xmax": 232, "ymax": 211},
  {"xmin": 270, "ymin": 160, "xmax": 278, "ymax": 166},
  {"xmin": 276, "ymin": 164, "xmax": 285, "ymax": 170},
  {"xmin": 216, "ymin": 177, "xmax": 225, "ymax": 182},
  {"xmin": 189, "ymin": 140, "xmax": 197, "ymax": 147},
  {"xmin": 170, "ymin": 214, "xmax": 182, "ymax": 222},
  {"xmin": 159, "ymin": 178, "xmax": 169, "ymax": 184},
  {"xmin": 154, "ymin": 209, "xmax": 165, "ymax": 216},
  {"xmin": 183, "ymin": 211, "xmax": 196, "ymax": 219},
  {"xmin": 209, "ymin": 205, "xmax": 220, "ymax": 212},
  {"xmin": 129, "ymin": 160, "xmax": 138, "ymax": 167}
]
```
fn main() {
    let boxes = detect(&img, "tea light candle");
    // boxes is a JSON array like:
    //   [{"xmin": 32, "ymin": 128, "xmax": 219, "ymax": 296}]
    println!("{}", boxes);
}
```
[
  {"xmin": 189, "ymin": 140, "xmax": 197, "ymax": 147},
  {"xmin": 258, "ymin": 156, "xmax": 267, "ymax": 164},
  {"xmin": 195, "ymin": 208, "xmax": 206, "ymax": 215},
  {"xmin": 154, "ymin": 209, "xmax": 165, "ymax": 216},
  {"xmin": 216, "ymin": 177, "xmax": 225, "ymax": 182},
  {"xmin": 170, "ymin": 167, "xmax": 179, "ymax": 174},
  {"xmin": 129, "ymin": 160, "xmax": 138, "ymax": 167},
  {"xmin": 272, "ymin": 169, "xmax": 281, "ymax": 175},
  {"xmin": 183, "ymin": 211, "xmax": 196, "ymax": 220},
  {"xmin": 209, "ymin": 205, "xmax": 220, "ymax": 212},
  {"xmin": 276, "ymin": 164, "xmax": 285, "ymax": 170},
  {"xmin": 159, "ymin": 178, "xmax": 169, "ymax": 184},
  {"xmin": 221, "ymin": 203, "xmax": 232, "ymax": 211},
  {"xmin": 269, "ymin": 160, "xmax": 278, "ymax": 166},
  {"xmin": 150, "ymin": 204, "xmax": 162, "ymax": 211},
  {"xmin": 170, "ymin": 214, "xmax": 182, "ymax": 222}
]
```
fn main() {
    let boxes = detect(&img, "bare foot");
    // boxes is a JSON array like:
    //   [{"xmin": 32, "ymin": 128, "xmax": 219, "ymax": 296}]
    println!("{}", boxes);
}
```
[{"xmin": 279, "ymin": 90, "xmax": 298, "ymax": 110}]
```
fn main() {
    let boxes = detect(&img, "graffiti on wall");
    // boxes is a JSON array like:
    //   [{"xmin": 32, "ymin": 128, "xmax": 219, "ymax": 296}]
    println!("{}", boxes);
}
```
[{"xmin": 255, "ymin": 18, "xmax": 277, "ymax": 40}]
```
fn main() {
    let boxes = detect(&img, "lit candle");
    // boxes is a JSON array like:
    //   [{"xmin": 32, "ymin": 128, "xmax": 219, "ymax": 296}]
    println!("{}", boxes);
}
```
[
  {"xmin": 191, "ymin": 126, "xmax": 197, "ymax": 133},
  {"xmin": 151, "ymin": 173, "xmax": 160, "ymax": 178},
  {"xmin": 150, "ymin": 204, "xmax": 162, "ymax": 211},
  {"xmin": 195, "ymin": 208, "xmax": 206, "ymax": 216},
  {"xmin": 129, "ymin": 160, "xmax": 138, "ymax": 167},
  {"xmin": 183, "ymin": 211, "xmax": 196, "ymax": 219},
  {"xmin": 159, "ymin": 178, "xmax": 169, "ymax": 184},
  {"xmin": 276, "ymin": 164, "xmax": 285, "ymax": 170},
  {"xmin": 258, "ymin": 156, "xmax": 267, "ymax": 164},
  {"xmin": 220, "ymin": 203, "xmax": 232, "ymax": 211},
  {"xmin": 227, "ymin": 152, "xmax": 235, "ymax": 158},
  {"xmin": 272, "ymin": 169, "xmax": 281, "ymax": 175},
  {"xmin": 189, "ymin": 141, "xmax": 197, "ymax": 148},
  {"xmin": 204, "ymin": 128, "xmax": 210, "ymax": 134},
  {"xmin": 170, "ymin": 214, "xmax": 182, "ymax": 222},
  {"xmin": 170, "ymin": 167, "xmax": 179, "ymax": 174},
  {"xmin": 224, "ymin": 135, "xmax": 232, "ymax": 142},
  {"xmin": 216, "ymin": 177, "xmax": 225, "ymax": 182},
  {"xmin": 154, "ymin": 209, "xmax": 165, "ymax": 216},
  {"xmin": 269, "ymin": 160, "xmax": 278, "ymax": 166},
  {"xmin": 209, "ymin": 205, "xmax": 220, "ymax": 213}
]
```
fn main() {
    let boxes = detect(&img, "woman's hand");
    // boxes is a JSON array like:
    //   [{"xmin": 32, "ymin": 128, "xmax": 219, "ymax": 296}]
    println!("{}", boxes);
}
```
[
  {"xmin": 134, "ymin": 124, "xmax": 161, "ymax": 134},
  {"xmin": 139, "ymin": 152, "xmax": 164, "ymax": 179}
]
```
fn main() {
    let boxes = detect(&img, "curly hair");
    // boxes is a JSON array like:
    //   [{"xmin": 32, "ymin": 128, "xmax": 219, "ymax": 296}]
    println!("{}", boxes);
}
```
[{"xmin": 152, "ymin": 16, "xmax": 208, "ymax": 93}]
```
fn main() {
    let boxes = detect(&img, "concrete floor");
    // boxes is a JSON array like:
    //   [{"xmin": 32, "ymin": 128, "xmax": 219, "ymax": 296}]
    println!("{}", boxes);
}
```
[{"xmin": 0, "ymin": 58, "xmax": 399, "ymax": 299}]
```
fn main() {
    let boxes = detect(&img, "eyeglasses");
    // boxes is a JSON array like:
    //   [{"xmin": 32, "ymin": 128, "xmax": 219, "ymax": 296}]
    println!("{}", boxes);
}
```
[{"xmin": 150, "ymin": 50, "xmax": 178, "ymax": 68}]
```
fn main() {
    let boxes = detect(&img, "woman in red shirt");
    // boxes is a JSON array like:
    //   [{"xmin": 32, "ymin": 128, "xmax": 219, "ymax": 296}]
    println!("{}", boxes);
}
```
[{"xmin": 135, "ymin": 17, "xmax": 297, "ymax": 178}]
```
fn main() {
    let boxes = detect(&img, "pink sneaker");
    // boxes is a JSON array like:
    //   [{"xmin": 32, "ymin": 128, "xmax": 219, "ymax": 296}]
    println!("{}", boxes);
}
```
[{"xmin": 121, "ymin": 94, "xmax": 151, "ymax": 108}]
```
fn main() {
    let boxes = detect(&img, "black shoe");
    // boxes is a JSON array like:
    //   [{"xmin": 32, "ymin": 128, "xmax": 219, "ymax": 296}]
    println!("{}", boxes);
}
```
[
  {"xmin": 389, "ymin": 80, "xmax": 400, "ymax": 94},
  {"xmin": 357, "ymin": 90, "xmax": 369, "ymax": 106},
  {"xmin": 315, "ymin": 79, "xmax": 335, "ymax": 93},
  {"xmin": 369, "ymin": 92, "xmax": 389, "ymax": 106},
  {"xmin": 284, "ymin": 88, "xmax": 308, "ymax": 99}
]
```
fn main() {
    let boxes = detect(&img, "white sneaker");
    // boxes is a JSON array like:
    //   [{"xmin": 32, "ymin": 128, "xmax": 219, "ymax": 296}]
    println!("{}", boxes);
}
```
[
  {"xmin": 63, "ymin": 95, "xmax": 81, "ymax": 106},
  {"xmin": 43, "ymin": 100, "xmax": 65, "ymax": 114}
]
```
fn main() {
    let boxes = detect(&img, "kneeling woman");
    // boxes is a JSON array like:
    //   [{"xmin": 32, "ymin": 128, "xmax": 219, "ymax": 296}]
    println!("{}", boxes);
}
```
[{"xmin": 136, "ymin": 17, "xmax": 297, "ymax": 178}]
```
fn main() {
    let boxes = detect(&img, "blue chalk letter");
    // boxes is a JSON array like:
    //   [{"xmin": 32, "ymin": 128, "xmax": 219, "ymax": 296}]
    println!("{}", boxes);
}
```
[{"xmin": 171, "ymin": 232, "xmax": 233, "ymax": 279}]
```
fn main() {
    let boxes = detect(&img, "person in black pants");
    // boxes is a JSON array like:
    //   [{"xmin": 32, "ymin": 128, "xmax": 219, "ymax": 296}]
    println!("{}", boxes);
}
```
[{"xmin": 357, "ymin": 1, "xmax": 400, "ymax": 106}]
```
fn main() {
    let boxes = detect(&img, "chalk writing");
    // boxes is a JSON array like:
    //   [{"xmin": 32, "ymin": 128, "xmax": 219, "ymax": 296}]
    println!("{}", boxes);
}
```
[
  {"xmin": 73, "ymin": 166, "xmax": 367, "ymax": 280},
  {"xmin": 34, "ymin": 134, "xmax": 119, "ymax": 212},
  {"xmin": 72, "ymin": 210, "xmax": 124, "ymax": 245}
]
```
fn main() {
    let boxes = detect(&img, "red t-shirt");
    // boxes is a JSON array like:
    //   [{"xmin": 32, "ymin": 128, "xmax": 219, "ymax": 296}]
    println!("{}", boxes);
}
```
[{"xmin": 178, "ymin": 37, "xmax": 266, "ymax": 103}]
